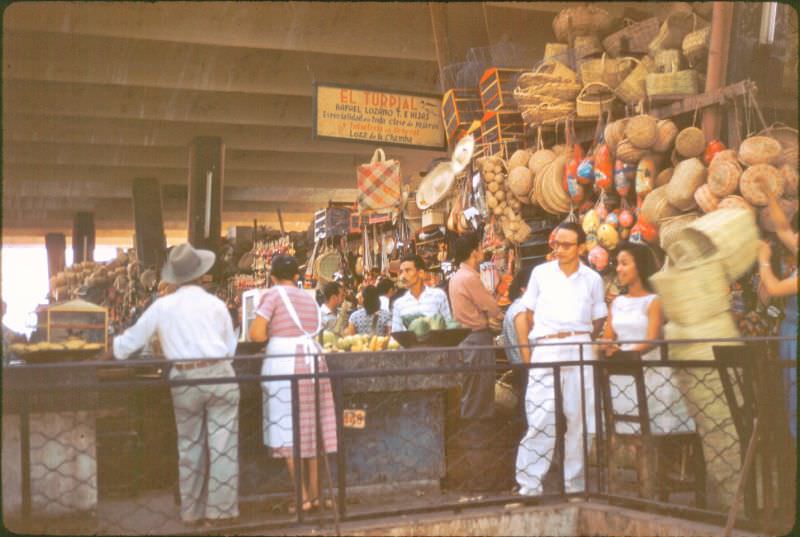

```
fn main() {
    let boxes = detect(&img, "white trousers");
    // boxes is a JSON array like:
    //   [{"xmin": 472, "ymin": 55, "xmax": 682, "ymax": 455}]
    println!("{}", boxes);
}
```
[
  {"xmin": 516, "ymin": 336, "xmax": 594, "ymax": 494},
  {"xmin": 170, "ymin": 360, "xmax": 240, "ymax": 523}
]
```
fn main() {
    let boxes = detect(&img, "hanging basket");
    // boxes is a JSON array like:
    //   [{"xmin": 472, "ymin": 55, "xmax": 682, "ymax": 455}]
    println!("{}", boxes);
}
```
[
  {"xmin": 738, "ymin": 135, "xmax": 783, "ymax": 167},
  {"xmin": 576, "ymin": 82, "xmax": 616, "ymax": 118},
  {"xmin": 580, "ymin": 54, "xmax": 637, "ymax": 89},
  {"xmin": 614, "ymin": 56, "xmax": 654, "ymax": 105},
  {"xmin": 315, "ymin": 251, "xmax": 341, "ymax": 284},
  {"xmin": 641, "ymin": 185, "xmax": 682, "ymax": 226},
  {"xmin": 707, "ymin": 159, "xmax": 742, "ymax": 198},
  {"xmin": 739, "ymin": 164, "xmax": 784, "ymax": 206},
  {"xmin": 682, "ymin": 26, "xmax": 711, "ymax": 66},
  {"xmin": 666, "ymin": 157, "xmax": 706, "ymax": 211}
]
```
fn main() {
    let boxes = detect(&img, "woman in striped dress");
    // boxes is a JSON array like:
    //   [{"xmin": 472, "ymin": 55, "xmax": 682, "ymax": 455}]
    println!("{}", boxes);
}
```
[{"xmin": 249, "ymin": 255, "xmax": 337, "ymax": 513}]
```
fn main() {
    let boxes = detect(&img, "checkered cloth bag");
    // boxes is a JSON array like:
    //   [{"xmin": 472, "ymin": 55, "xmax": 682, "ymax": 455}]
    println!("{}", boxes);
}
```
[{"xmin": 357, "ymin": 148, "xmax": 401, "ymax": 212}]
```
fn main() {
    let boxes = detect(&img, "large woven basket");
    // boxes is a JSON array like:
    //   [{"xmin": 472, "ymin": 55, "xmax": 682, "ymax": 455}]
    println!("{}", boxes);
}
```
[
  {"xmin": 641, "ymin": 185, "xmax": 681, "ymax": 225},
  {"xmin": 675, "ymin": 126, "xmax": 706, "ymax": 158},
  {"xmin": 580, "ymin": 54, "xmax": 637, "ymax": 89},
  {"xmin": 614, "ymin": 56, "xmax": 654, "ymax": 105},
  {"xmin": 315, "ymin": 251, "xmax": 341, "ymax": 284},
  {"xmin": 757, "ymin": 124, "xmax": 798, "ymax": 167},
  {"xmin": 707, "ymin": 159, "xmax": 741, "ymax": 197},
  {"xmin": 658, "ymin": 212, "xmax": 700, "ymax": 252},
  {"xmin": 651, "ymin": 260, "xmax": 732, "ymax": 325},
  {"xmin": 739, "ymin": 164, "xmax": 784, "ymax": 206},
  {"xmin": 648, "ymin": 10, "xmax": 708, "ymax": 54},
  {"xmin": 666, "ymin": 157, "xmax": 706, "ymax": 210},
  {"xmin": 645, "ymin": 70, "xmax": 700, "ymax": 98},
  {"xmin": 667, "ymin": 208, "xmax": 759, "ymax": 281},
  {"xmin": 738, "ymin": 135, "xmax": 782, "ymax": 167},
  {"xmin": 553, "ymin": 5, "xmax": 614, "ymax": 43},
  {"xmin": 544, "ymin": 42, "xmax": 569, "ymax": 61},
  {"xmin": 682, "ymin": 26, "xmax": 711, "ymax": 66},
  {"xmin": 625, "ymin": 114, "xmax": 658, "ymax": 149},
  {"xmin": 654, "ymin": 49, "xmax": 684, "ymax": 73},
  {"xmin": 576, "ymin": 82, "xmax": 616, "ymax": 118},
  {"xmin": 574, "ymin": 34, "xmax": 603, "ymax": 59},
  {"xmin": 664, "ymin": 314, "xmax": 740, "ymax": 360},
  {"xmin": 520, "ymin": 102, "xmax": 575, "ymax": 126},
  {"xmin": 602, "ymin": 17, "xmax": 660, "ymax": 57}
]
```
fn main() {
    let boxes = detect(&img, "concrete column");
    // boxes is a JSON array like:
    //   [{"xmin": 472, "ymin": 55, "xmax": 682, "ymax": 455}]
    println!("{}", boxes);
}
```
[
  {"xmin": 187, "ymin": 137, "xmax": 224, "ymax": 251},
  {"xmin": 44, "ymin": 233, "xmax": 66, "ymax": 279},
  {"xmin": 71, "ymin": 212, "xmax": 95, "ymax": 263},
  {"xmin": 132, "ymin": 177, "xmax": 167, "ymax": 269}
]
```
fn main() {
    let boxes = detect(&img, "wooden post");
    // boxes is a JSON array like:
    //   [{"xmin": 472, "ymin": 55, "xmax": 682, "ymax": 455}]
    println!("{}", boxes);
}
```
[
  {"xmin": 702, "ymin": 2, "xmax": 735, "ymax": 141},
  {"xmin": 72, "ymin": 212, "xmax": 95, "ymax": 263},
  {"xmin": 187, "ymin": 137, "xmax": 224, "ymax": 251},
  {"xmin": 132, "ymin": 177, "xmax": 167, "ymax": 269},
  {"xmin": 44, "ymin": 233, "xmax": 66, "ymax": 279},
  {"xmin": 429, "ymin": 3, "xmax": 452, "ymax": 92}
]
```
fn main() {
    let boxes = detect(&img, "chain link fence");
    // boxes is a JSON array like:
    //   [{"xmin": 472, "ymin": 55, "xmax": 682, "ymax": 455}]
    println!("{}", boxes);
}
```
[{"xmin": 2, "ymin": 337, "xmax": 795, "ymax": 535}]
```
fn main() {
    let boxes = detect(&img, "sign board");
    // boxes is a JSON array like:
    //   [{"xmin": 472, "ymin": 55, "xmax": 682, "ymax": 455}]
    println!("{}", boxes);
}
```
[
  {"xmin": 343, "ymin": 409, "xmax": 366, "ymax": 429},
  {"xmin": 313, "ymin": 83, "xmax": 445, "ymax": 150}
]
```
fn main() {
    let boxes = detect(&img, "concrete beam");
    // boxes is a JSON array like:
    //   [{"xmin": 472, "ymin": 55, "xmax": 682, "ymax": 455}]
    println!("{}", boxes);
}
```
[
  {"xmin": 4, "ymin": 141, "xmax": 362, "ymax": 174},
  {"xmin": 4, "ymin": 30, "xmax": 439, "ymax": 97},
  {"xmin": 3, "ymin": 163, "xmax": 356, "ymax": 189},
  {"xmin": 4, "ymin": 79, "xmax": 313, "ymax": 128},
  {"xmin": 3, "ymin": 196, "xmax": 327, "ymax": 214},
  {"xmin": 4, "ymin": 2, "xmax": 437, "ymax": 62}
]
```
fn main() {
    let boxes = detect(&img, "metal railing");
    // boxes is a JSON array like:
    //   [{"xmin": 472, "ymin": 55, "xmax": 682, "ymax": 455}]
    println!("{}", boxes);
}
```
[{"xmin": 2, "ymin": 336, "xmax": 796, "ymax": 535}]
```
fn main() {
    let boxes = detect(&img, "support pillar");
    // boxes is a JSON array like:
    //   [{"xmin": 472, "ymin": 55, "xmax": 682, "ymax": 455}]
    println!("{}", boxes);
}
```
[
  {"xmin": 132, "ymin": 177, "xmax": 167, "ymax": 269},
  {"xmin": 44, "ymin": 233, "xmax": 66, "ymax": 279},
  {"xmin": 72, "ymin": 212, "xmax": 95, "ymax": 264},
  {"xmin": 702, "ymin": 2, "xmax": 735, "ymax": 142},
  {"xmin": 187, "ymin": 137, "xmax": 224, "ymax": 251}
]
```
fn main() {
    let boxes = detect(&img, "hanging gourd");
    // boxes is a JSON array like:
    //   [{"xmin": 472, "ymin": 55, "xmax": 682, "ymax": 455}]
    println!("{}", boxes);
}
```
[
  {"xmin": 594, "ymin": 144, "xmax": 613, "ymax": 191},
  {"xmin": 614, "ymin": 159, "xmax": 631, "ymax": 197}
]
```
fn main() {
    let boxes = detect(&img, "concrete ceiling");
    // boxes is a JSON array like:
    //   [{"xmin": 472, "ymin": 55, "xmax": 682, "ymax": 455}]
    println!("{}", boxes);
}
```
[{"xmin": 2, "ymin": 1, "xmax": 666, "ymax": 245}]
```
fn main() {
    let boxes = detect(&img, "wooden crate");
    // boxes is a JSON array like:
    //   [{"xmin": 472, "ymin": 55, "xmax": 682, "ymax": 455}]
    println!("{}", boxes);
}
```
[
  {"xmin": 441, "ymin": 89, "xmax": 482, "ymax": 143},
  {"xmin": 479, "ymin": 68, "xmax": 525, "ymax": 112}
]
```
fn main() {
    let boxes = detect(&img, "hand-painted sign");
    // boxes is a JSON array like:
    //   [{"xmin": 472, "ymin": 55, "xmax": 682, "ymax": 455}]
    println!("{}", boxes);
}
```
[{"xmin": 313, "ymin": 83, "xmax": 445, "ymax": 150}]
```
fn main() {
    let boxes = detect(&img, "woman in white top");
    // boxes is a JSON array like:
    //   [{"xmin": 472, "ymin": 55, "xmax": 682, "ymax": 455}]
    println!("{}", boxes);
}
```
[{"xmin": 602, "ymin": 242, "xmax": 694, "ymax": 434}]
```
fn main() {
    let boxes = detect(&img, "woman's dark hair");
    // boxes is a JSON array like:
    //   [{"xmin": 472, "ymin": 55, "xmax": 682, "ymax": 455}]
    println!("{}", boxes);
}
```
[
  {"xmin": 322, "ymin": 281, "xmax": 342, "ymax": 301},
  {"xmin": 401, "ymin": 254, "xmax": 426, "ymax": 271},
  {"xmin": 453, "ymin": 232, "xmax": 481, "ymax": 265},
  {"xmin": 270, "ymin": 255, "xmax": 299, "ymax": 281},
  {"xmin": 555, "ymin": 221, "xmax": 587, "ymax": 245},
  {"xmin": 509, "ymin": 264, "xmax": 534, "ymax": 302},
  {"xmin": 376, "ymin": 278, "xmax": 394, "ymax": 296},
  {"xmin": 617, "ymin": 242, "xmax": 656, "ymax": 292},
  {"xmin": 362, "ymin": 285, "xmax": 380, "ymax": 315}
]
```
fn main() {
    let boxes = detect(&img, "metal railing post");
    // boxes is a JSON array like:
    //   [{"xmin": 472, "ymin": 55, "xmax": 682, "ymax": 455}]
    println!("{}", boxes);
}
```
[
  {"xmin": 291, "ymin": 377, "xmax": 303, "ymax": 523},
  {"xmin": 334, "ymin": 378, "xmax": 347, "ymax": 520},
  {"xmin": 553, "ymin": 365, "xmax": 565, "ymax": 497},
  {"xmin": 20, "ymin": 396, "xmax": 31, "ymax": 525},
  {"xmin": 579, "ymin": 340, "xmax": 589, "ymax": 501}
]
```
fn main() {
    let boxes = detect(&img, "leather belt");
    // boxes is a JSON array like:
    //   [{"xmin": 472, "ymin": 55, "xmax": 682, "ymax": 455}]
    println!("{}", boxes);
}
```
[
  {"xmin": 536, "ymin": 331, "xmax": 591, "ymax": 341},
  {"xmin": 173, "ymin": 360, "xmax": 217, "ymax": 372}
]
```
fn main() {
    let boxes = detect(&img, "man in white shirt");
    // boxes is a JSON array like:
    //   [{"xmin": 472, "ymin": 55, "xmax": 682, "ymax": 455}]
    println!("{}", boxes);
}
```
[
  {"xmin": 112, "ymin": 243, "xmax": 239, "ymax": 526},
  {"xmin": 391, "ymin": 255, "xmax": 452, "ymax": 332},
  {"xmin": 319, "ymin": 281, "xmax": 345, "ymax": 332},
  {"xmin": 514, "ymin": 222, "xmax": 606, "ymax": 496}
]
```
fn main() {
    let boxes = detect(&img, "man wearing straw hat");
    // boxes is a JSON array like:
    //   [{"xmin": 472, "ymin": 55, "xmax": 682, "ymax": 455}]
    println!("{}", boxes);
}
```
[
  {"xmin": 514, "ymin": 222, "xmax": 606, "ymax": 496},
  {"xmin": 111, "ymin": 243, "xmax": 240, "ymax": 527}
]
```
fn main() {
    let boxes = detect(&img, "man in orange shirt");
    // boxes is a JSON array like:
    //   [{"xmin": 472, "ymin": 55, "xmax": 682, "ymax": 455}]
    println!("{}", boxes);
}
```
[{"xmin": 448, "ymin": 233, "xmax": 503, "ymax": 419}]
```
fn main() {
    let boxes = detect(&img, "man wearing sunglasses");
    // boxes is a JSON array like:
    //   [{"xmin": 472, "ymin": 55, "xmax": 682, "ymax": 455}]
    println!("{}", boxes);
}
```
[{"xmin": 514, "ymin": 222, "xmax": 606, "ymax": 497}]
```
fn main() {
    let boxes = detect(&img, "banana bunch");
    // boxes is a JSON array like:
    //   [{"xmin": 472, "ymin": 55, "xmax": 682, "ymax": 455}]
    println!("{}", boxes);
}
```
[
  {"xmin": 10, "ymin": 339, "xmax": 103, "ymax": 354},
  {"xmin": 321, "ymin": 331, "xmax": 400, "ymax": 353}
]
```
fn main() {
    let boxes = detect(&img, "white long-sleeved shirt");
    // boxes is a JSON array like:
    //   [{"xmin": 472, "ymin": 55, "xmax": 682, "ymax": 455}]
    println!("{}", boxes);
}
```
[{"xmin": 113, "ymin": 285, "xmax": 237, "ymax": 361}]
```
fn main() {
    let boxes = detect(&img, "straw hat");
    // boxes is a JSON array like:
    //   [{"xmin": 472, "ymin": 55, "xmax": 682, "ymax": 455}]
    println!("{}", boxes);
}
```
[
  {"xmin": 450, "ymin": 134, "xmax": 475, "ymax": 173},
  {"xmin": 161, "ymin": 243, "xmax": 215, "ymax": 285},
  {"xmin": 416, "ymin": 161, "xmax": 456, "ymax": 210}
]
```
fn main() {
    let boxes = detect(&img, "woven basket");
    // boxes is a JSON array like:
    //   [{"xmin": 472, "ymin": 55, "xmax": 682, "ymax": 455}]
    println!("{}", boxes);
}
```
[
  {"xmin": 652, "ymin": 119, "xmax": 679, "ymax": 153},
  {"xmin": 544, "ymin": 42, "xmax": 569, "ymax": 60},
  {"xmin": 651, "ymin": 260, "xmax": 731, "ymax": 325},
  {"xmin": 315, "ymin": 251, "xmax": 341, "ymax": 284},
  {"xmin": 602, "ymin": 17, "xmax": 660, "ymax": 57},
  {"xmin": 576, "ymin": 82, "xmax": 616, "ymax": 117},
  {"xmin": 668, "ymin": 208, "xmax": 759, "ymax": 281},
  {"xmin": 709, "ymin": 149, "xmax": 739, "ymax": 166},
  {"xmin": 580, "ymin": 54, "xmax": 637, "ymax": 89},
  {"xmin": 575, "ymin": 34, "xmax": 603, "ymax": 59},
  {"xmin": 675, "ymin": 126, "xmax": 705, "ymax": 158},
  {"xmin": 682, "ymin": 26, "xmax": 711, "ymax": 66},
  {"xmin": 707, "ymin": 159, "xmax": 741, "ymax": 198},
  {"xmin": 664, "ymin": 314, "xmax": 740, "ymax": 359},
  {"xmin": 553, "ymin": 5, "xmax": 614, "ymax": 42},
  {"xmin": 718, "ymin": 195, "xmax": 754, "ymax": 214},
  {"xmin": 614, "ymin": 56, "xmax": 654, "ymax": 105},
  {"xmin": 659, "ymin": 212, "xmax": 701, "ymax": 252},
  {"xmin": 604, "ymin": 118, "xmax": 629, "ymax": 152},
  {"xmin": 641, "ymin": 185, "xmax": 681, "ymax": 225},
  {"xmin": 654, "ymin": 49, "xmax": 684, "ymax": 73},
  {"xmin": 738, "ymin": 136, "xmax": 782, "ymax": 167},
  {"xmin": 694, "ymin": 183, "xmax": 720, "ymax": 213},
  {"xmin": 520, "ymin": 102, "xmax": 575, "ymax": 126},
  {"xmin": 655, "ymin": 167, "xmax": 674, "ymax": 187},
  {"xmin": 645, "ymin": 70, "xmax": 700, "ymax": 97},
  {"xmin": 739, "ymin": 164, "xmax": 784, "ymax": 206},
  {"xmin": 648, "ymin": 10, "xmax": 708, "ymax": 54},
  {"xmin": 625, "ymin": 114, "xmax": 658, "ymax": 149},
  {"xmin": 616, "ymin": 139, "xmax": 647, "ymax": 164},
  {"xmin": 528, "ymin": 148, "xmax": 557, "ymax": 176},
  {"xmin": 666, "ymin": 157, "xmax": 706, "ymax": 210},
  {"xmin": 756, "ymin": 124, "xmax": 798, "ymax": 167}
]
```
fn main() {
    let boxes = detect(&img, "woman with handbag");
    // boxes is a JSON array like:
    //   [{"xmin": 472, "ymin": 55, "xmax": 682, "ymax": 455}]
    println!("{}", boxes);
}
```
[{"xmin": 249, "ymin": 255, "xmax": 337, "ymax": 513}]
